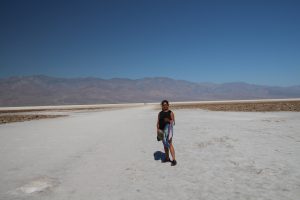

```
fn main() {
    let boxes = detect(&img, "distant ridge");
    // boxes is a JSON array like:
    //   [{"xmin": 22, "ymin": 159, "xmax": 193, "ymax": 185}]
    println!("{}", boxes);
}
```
[{"xmin": 0, "ymin": 75, "xmax": 300, "ymax": 106}]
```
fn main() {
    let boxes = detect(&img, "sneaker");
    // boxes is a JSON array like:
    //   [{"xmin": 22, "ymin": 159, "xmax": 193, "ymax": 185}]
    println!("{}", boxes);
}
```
[
  {"xmin": 171, "ymin": 160, "xmax": 177, "ymax": 166},
  {"xmin": 162, "ymin": 158, "xmax": 170, "ymax": 163}
]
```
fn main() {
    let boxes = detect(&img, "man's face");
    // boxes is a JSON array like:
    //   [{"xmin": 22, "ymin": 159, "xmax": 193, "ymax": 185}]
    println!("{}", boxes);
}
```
[{"xmin": 162, "ymin": 103, "xmax": 169, "ymax": 110}]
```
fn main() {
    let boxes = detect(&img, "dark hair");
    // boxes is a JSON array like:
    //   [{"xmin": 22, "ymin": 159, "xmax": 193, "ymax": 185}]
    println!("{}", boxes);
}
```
[{"xmin": 161, "ymin": 100, "xmax": 169, "ymax": 106}]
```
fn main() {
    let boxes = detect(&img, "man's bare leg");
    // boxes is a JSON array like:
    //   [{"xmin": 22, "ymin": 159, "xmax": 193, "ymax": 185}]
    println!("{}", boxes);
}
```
[
  {"xmin": 169, "ymin": 142, "xmax": 176, "ymax": 161},
  {"xmin": 169, "ymin": 141, "xmax": 177, "ymax": 166}
]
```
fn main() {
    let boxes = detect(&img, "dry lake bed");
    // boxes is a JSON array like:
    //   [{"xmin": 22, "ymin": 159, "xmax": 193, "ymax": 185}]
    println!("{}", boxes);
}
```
[{"xmin": 0, "ymin": 100, "xmax": 300, "ymax": 200}]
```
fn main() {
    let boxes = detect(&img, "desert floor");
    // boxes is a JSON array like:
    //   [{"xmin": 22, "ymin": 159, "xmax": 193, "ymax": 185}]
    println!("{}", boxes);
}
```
[{"xmin": 0, "ymin": 104, "xmax": 299, "ymax": 200}]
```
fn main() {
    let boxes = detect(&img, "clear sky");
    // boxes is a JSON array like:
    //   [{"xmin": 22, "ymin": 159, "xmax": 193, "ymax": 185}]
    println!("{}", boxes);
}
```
[{"xmin": 1, "ymin": 0, "xmax": 299, "ymax": 86}]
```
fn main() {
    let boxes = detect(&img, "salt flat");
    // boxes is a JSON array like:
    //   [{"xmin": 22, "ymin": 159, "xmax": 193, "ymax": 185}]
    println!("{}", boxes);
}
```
[{"xmin": 0, "ymin": 105, "xmax": 299, "ymax": 200}]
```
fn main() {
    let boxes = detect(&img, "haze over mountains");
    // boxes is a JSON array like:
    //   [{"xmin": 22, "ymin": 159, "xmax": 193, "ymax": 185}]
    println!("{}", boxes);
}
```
[{"xmin": 0, "ymin": 75, "xmax": 300, "ymax": 107}]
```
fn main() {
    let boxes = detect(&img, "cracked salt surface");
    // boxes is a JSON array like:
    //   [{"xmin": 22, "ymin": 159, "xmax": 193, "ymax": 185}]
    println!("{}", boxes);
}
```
[{"xmin": 1, "ymin": 106, "xmax": 300, "ymax": 200}]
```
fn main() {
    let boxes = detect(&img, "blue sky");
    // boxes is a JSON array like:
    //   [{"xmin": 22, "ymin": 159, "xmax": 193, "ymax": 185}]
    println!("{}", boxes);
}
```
[{"xmin": 0, "ymin": 0, "xmax": 299, "ymax": 86}]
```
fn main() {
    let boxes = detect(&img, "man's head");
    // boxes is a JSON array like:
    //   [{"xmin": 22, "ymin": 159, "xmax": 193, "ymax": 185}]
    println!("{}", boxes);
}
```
[{"xmin": 161, "ymin": 100, "xmax": 169, "ymax": 110}]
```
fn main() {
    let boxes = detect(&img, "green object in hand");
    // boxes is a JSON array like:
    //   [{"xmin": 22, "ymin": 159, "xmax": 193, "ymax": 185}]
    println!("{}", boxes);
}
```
[{"xmin": 157, "ymin": 129, "xmax": 164, "ymax": 141}]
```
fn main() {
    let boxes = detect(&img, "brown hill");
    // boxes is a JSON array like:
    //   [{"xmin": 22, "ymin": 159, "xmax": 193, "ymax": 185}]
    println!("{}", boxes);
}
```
[{"xmin": 0, "ymin": 75, "xmax": 299, "ymax": 106}]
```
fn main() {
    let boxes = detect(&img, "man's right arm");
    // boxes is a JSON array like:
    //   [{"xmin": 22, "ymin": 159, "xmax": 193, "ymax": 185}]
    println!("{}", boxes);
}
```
[{"xmin": 156, "ymin": 113, "xmax": 160, "ymax": 131}]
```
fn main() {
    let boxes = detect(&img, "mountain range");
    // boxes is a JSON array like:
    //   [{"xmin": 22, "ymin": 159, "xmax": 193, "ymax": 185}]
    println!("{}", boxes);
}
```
[{"xmin": 0, "ymin": 75, "xmax": 300, "ymax": 107}]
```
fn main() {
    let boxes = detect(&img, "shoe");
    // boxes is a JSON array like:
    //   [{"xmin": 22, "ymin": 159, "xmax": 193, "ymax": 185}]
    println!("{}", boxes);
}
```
[
  {"xmin": 162, "ymin": 158, "xmax": 170, "ymax": 163},
  {"xmin": 171, "ymin": 160, "xmax": 177, "ymax": 166}
]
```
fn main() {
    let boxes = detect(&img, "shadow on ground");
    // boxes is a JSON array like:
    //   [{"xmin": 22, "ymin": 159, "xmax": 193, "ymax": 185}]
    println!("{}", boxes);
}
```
[{"xmin": 153, "ymin": 151, "xmax": 166, "ymax": 162}]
